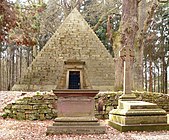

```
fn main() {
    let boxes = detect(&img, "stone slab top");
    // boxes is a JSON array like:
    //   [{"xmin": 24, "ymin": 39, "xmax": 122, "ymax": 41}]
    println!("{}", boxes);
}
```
[
  {"xmin": 54, "ymin": 117, "xmax": 98, "ymax": 122},
  {"xmin": 110, "ymin": 108, "xmax": 167, "ymax": 116},
  {"xmin": 53, "ymin": 89, "xmax": 99, "ymax": 97},
  {"xmin": 118, "ymin": 101, "xmax": 158, "ymax": 110},
  {"xmin": 121, "ymin": 101, "xmax": 156, "ymax": 105}
]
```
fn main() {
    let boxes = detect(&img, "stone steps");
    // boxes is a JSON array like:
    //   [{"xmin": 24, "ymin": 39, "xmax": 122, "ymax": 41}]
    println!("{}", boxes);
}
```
[{"xmin": 46, "ymin": 125, "xmax": 106, "ymax": 135}]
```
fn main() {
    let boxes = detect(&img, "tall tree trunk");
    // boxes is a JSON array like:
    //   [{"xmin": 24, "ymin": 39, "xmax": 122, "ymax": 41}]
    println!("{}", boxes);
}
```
[
  {"xmin": 149, "ymin": 57, "xmax": 153, "ymax": 92},
  {"xmin": 33, "ymin": 45, "xmax": 37, "ymax": 59},
  {"xmin": 2, "ymin": 57, "xmax": 4, "ymax": 90},
  {"xmin": 161, "ymin": 60, "xmax": 164, "ymax": 93},
  {"xmin": 144, "ymin": 57, "xmax": 148, "ymax": 91},
  {"xmin": 19, "ymin": 47, "xmax": 22, "ymax": 80},
  {"xmin": 134, "ymin": 0, "xmax": 147, "ymax": 91},
  {"xmin": 8, "ymin": 46, "xmax": 15, "ymax": 90},
  {"xmin": 153, "ymin": 67, "xmax": 156, "ymax": 92},
  {"xmin": 7, "ymin": 59, "xmax": 10, "ymax": 90},
  {"xmin": 15, "ymin": 49, "xmax": 18, "ymax": 83},
  {"xmin": 30, "ymin": 48, "xmax": 33, "ymax": 64},
  {"xmin": 11, "ymin": 47, "xmax": 15, "ymax": 90},
  {"xmin": 114, "ymin": 0, "xmax": 139, "ymax": 91},
  {"xmin": 0, "ymin": 52, "xmax": 1, "ymax": 91},
  {"xmin": 114, "ymin": 57, "xmax": 123, "ymax": 91},
  {"xmin": 164, "ymin": 63, "xmax": 167, "ymax": 94},
  {"xmin": 157, "ymin": 66, "xmax": 160, "ymax": 93},
  {"xmin": 136, "ymin": 1, "xmax": 158, "ymax": 91},
  {"xmin": 27, "ymin": 48, "xmax": 30, "ymax": 67}
]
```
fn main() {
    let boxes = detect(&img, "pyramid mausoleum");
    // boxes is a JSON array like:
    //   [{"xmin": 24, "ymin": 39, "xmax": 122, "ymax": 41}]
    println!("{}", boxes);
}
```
[{"xmin": 12, "ymin": 8, "xmax": 115, "ymax": 91}]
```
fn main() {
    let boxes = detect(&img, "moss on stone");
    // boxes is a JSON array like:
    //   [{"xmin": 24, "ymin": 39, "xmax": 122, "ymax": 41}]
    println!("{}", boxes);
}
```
[
  {"xmin": 2, "ymin": 91, "xmax": 169, "ymax": 120},
  {"xmin": 17, "ymin": 112, "xmax": 26, "ymax": 120},
  {"xmin": 1, "ymin": 113, "xmax": 8, "ymax": 119}
]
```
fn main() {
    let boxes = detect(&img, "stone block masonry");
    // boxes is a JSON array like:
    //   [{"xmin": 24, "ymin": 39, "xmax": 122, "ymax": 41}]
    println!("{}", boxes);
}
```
[
  {"xmin": 3, "ymin": 94, "xmax": 57, "ymax": 120},
  {"xmin": 95, "ymin": 91, "xmax": 169, "ymax": 119},
  {"xmin": 12, "ymin": 8, "xmax": 115, "ymax": 91},
  {"xmin": 2, "ymin": 91, "xmax": 169, "ymax": 120}
]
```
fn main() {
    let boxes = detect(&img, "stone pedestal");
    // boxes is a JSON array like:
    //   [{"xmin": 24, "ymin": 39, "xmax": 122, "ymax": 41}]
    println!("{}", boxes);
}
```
[
  {"xmin": 46, "ymin": 89, "xmax": 105, "ymax": 134},
  {"xmin": 109, "ymin": 100, "xmax": 169, "ymax": 132}
]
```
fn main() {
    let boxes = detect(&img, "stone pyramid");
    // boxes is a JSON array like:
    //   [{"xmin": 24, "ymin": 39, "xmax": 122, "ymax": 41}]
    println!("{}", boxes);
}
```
[{"xmin": 12, "ymin": 8, "xmax": 115, "ymax": 91}]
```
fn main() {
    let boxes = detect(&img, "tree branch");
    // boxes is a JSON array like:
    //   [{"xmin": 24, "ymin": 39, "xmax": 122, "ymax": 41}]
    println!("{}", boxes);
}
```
[{"xmin": 93, "ymin": 7, "xmax": 119, "ymax": 31}]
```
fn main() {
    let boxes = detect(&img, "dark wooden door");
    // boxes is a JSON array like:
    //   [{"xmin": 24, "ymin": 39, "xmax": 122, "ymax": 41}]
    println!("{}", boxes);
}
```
[{"xmin": 68, "ymin": 71, "xmax": 80, "ymax": 89}]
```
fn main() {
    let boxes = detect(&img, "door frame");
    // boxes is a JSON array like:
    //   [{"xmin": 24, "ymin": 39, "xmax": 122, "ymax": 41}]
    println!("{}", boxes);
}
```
[{"xmin": 66, "ymin": 69, "xmax": 83, "ymax": 89}]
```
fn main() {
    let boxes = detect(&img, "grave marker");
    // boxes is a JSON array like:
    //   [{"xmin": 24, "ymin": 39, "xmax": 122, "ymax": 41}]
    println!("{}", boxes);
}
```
[{"xmin": 119, "ymin": 46, "xmax": 136, "ymax": 100}]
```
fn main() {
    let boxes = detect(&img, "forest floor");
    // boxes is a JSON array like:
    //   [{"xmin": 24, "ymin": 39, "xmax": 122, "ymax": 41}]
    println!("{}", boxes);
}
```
[{"xmin": 1, "ymin": 91, "xmax": 169, "ymax": 140}]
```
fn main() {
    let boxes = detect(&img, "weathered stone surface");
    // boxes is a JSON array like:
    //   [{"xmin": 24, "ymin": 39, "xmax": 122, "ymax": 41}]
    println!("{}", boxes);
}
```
[
  {"xmin": 12, "ymin": 8, "xmax": 114, "ymax": 91},
  {"xmin": 2, "ymin": 91, "xmax": 169, "ymax": 120},
  {"xmin": 110, "ymin": 115, "xmax": 167, "ymax": 125},
  {"xmin": 57, "ymin": 96, "xmax": 94, "ymax": 117},
  {"xmin": 2, "ymin": 93, "xmax": 57, "ymax": 120},
  {"xmin": 46, "ymin": 125, "xmax": 105, "ymax": 135},
  {"xmin": 109, "ymin": 100, "xmax": 169, "ymax": 132},
  {"xmin": 17, "ymin": 112, "xmax": 26, "ymax": 120},
  {"xmin": 119, "ymin": 47, "xmax": 134, "ymax": 96},
  {"xmin": 47, "ymin": 89, "xmax": 106, "ymax": 134},
  {"xmin": 108, "ymin": 121, "xmax": 169, "ymax": 132}
]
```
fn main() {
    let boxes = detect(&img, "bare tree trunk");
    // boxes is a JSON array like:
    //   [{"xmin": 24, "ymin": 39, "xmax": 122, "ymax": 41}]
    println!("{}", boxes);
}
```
[
  {"xmin": 7, "ymin": 59, "xmax": 10, "ymax": 90},
  {"xmin": 157, "ymin": 66, "xmax": 160, "ymax": 93},
  {"xmin": 19, "ymin": 47, "xmax": 22, "ymax": 80},
  {"xmin": 161, "ymin": 60, "xmax": 164, "ymax": 93},
  {"xmin": 27, "ymin": 48, "xmax": 30, "ymax": 67},
  {"xmin": 11, "ymin": 47, "xmax": 15, "ymax": 90},
  {"xmin": 134, "ymin": 0, "xmax": 147, "ymax": 91},
  {"xmin": 33, "ymin": 45, "xmax": 37, "ymax": 59},
  {"xmin": 114, "ymin": 58, "xmax": 123, "ymax": 91},
  {"xmin": 30, "ymin": 48, "xmax": 33, "ymax": 63},
  {"xmin": 153, "ymin": 67, "xmax": 156, "ymax": 92},
  {"xmin": 8, "ymin": 46, "xmax": 15, "ymax": 90},
  {"xmin": 144, "ymin": 57, "xmax": 148, "ymax": 91},
  {"xmin": 164, "ymin": 63, "xmax": 167, "ymax": 94},
  {"xmin": 114, "ymin": 0, "xmax": 139, "ymax": 91},
  {"xmin": 136, "ymin": 1, "xmax": 158, "ymax": 91},
  {"xmin": 15, "ymin": 49, "xmax": 18, "ymax": 83},
  {"xmin": 2, "ymin": 57, "xmax": 4, "ymax": 90},
  {"xmin": 0, "ymin": 52, "xmax": 1, "ymax": 91},
  {"xmin": 149, "ymin": 58, "xmax": 153, "ymax": 92}
]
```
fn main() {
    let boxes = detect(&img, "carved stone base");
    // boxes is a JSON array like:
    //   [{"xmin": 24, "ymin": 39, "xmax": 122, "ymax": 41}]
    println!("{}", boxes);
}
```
[
  {"xmin": 46, "ymin": 89, "xmax": 106, "ymax": 134},
  {"xmin": 46, "ymin": 117, "xmax": 106, "ymax": 134},
  {"xmin": 108, "ymin": 121, "xmax": 169, "ymax": 132},
  {"xmin": 109, "ymin": 100, "xmax": 169, "ymax": 132}
]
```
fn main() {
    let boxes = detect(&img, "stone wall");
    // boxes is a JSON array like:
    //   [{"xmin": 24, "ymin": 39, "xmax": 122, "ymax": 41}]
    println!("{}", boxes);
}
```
[
  {"xmin": 95, "ymin": 91, "xmax": 169, "ymax": 119},
  {"xmin": 2, "ymin": 91, "xmax": 169, "ymax": 120},
  {"xmin": 3, "ymin": 94, "xmax": 57, "ymax": 120}
]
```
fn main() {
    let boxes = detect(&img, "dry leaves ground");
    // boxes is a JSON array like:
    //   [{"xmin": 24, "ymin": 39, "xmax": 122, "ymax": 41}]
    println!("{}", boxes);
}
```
[{"xmin": 0, "ymin": 91, "xmax": 169, "ymax": 140}]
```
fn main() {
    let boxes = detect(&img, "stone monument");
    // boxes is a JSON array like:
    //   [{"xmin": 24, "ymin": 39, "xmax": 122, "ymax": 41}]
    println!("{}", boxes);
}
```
[
  {"xmin": 12, "ymin": 8, "xmax": 115, "ymax": 92},
  {"xmin": 109, "ymin": 46, "xmax": 169, "ymax": 132},
  {"xmin": 46, "ymin": 90, "xmax": 106, "ymax": 134},
  {"xmin": 118, "ymin": 46, "xmax": 136, "ymax": 100}
]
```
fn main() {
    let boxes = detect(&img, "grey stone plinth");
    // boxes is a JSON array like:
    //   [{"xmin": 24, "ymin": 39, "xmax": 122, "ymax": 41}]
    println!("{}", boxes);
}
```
[
  {"xmin": 109, "ymin": 100, "xmax": 169, "ymax": 132},
  {"xmin": 46, "ymin": 117, "xmax": 106, "ymax": 135},
  {"xmin": 108, "ymin": 121, "xmax": 169, "ymax": 132},
  {"xmin": 119, "ymin": 93, "xmax": 136, "ymax": 100},
  {"xmin": 47, "ymin": 125, "xmax": 106, "ymax": 135},
  {"xmin": 110, "ymin": 115, "xmax": 167, "ymax": 125}
]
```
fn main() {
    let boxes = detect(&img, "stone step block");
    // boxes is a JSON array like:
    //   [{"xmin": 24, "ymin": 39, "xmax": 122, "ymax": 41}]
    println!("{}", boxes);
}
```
[
  {"xmin": 110, "ymin": 115, "xmax": 167, "ymax": 125},
  {"xmin": 53, "ymin": 121, "xmax": 100, "ymax": 126},
  {"xmin": 46, "ymin": 125, "xmax": 106, "ymax": 135},
  {"xmin": 108, "ymin": 121, "xmax": 169, "ymax": 132}
]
